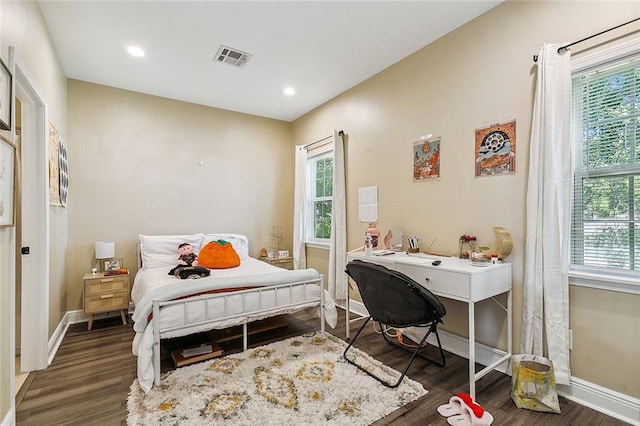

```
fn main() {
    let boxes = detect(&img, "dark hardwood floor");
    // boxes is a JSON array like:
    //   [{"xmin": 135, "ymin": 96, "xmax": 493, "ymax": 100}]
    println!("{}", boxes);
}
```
[{"xmin": 16, "ymin": 309, "xmax": 626, "ymax": 425}]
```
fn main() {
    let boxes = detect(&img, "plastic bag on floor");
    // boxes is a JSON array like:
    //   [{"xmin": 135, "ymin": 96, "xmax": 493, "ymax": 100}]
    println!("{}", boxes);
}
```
[{"xmin": 511, "ymin": 354, "xmax": 561, "ymax": 413}]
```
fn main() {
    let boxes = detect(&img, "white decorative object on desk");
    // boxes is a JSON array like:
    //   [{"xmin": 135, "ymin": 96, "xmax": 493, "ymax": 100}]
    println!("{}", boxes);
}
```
[
  {"xmin": 364, "ymin": 234, "xmax": 373, "ymax": 256},
  {"xmin": 470, "ymin": 251, "xmax": 490, "ymax": 267},
  {"xmin": 478, "ymin": 227, "xmax": 513, "ymax": 260}
]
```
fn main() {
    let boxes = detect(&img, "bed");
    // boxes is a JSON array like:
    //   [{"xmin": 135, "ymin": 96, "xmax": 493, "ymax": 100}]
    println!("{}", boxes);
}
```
[{"xmin": 131, "ymin": 233, "xmax": 338, "ymax": 393}]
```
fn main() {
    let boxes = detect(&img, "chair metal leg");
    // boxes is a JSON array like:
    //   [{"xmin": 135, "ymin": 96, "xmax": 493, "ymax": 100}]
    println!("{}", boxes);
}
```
[
  {"xmin": 381, "ymin": 321, "xmax": 446, "ymax": 368},
  {"xmin": 342, "ymin": 315, "xmax": 372, "ymax": 360},
  {"xmin": 343, "ymin": 317, "xmax": 445, "ymax": 388}
]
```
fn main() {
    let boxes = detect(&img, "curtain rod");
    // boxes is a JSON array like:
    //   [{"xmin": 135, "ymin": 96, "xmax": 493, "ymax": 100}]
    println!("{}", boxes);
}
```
[
  {"xmin": 302, "ymin": 130, "xmax": 344, "ymax": 150},
  {"xmin": 533, "ymin": 17, "xmax": 640, "ymax": 62},
  {"xmin": 558, "ymin": 17, "xmax": 640, "ymax": 54}
]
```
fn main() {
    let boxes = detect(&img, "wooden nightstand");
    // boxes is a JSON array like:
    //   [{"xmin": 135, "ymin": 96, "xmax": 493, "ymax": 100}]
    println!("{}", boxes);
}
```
[
  {"xmin": 83, "ymin": 272, "xmax": 130, "ymax": 330},
  {"xmin": 259, "ymin": 256, "xmax": 294, "ymax": 270}
]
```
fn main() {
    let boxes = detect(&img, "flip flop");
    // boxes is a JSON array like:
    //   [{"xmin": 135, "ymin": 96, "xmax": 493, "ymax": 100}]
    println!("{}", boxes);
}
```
[
  {"xmin": 437, "ymin": 393, "xmax": 475, "ymax": 417},
  {"xmin": 446, "ymin": 402, "xmax": 494, "ymax": 425}
]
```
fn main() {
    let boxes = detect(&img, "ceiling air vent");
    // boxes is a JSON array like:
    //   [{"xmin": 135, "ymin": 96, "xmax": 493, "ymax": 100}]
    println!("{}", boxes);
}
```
[{"xmin": 215, "ymin": 45, "xmax": 252, "ymax": 68}]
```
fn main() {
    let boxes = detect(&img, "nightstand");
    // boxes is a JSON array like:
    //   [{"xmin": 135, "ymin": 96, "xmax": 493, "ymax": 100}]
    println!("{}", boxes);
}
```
[
  {"xmin": 83, "ymin": 272, "xmax": 130, "ymax": 330},
  {"xmin": 259, "ymin": 256, "xmax": 294, "ymax": 270}
]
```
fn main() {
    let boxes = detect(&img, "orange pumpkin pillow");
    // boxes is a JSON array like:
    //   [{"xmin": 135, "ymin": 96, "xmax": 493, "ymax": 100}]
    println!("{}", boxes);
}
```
[{"xmin": 198, "ymin": 240, "xmax": 241, "ymax": 269}]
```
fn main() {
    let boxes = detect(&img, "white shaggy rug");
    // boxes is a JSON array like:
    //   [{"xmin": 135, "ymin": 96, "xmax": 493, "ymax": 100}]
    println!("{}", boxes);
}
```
[{"xmin": 127, "ymin": 332, "xmax": 427, "ymax": 425}]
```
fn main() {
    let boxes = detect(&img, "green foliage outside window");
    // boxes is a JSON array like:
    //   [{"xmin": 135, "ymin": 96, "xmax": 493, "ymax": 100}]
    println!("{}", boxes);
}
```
[
  {"xmin": 572, "ymin": 59, "xmax": 640, "ymax": 271},
  {"xmin": 313, "ymin": 157, "xmax": 333, "ymax": 239}
]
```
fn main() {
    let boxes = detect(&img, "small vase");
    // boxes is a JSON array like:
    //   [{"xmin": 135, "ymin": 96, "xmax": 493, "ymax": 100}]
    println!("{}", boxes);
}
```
[{"xmin": 459, "ymin": 240, "xmax": 477, "ymax": 259}]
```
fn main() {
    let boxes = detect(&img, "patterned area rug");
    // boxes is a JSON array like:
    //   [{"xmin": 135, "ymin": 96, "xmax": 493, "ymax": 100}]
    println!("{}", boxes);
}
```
[{"xmin": 127, "ymin": 333, "xmax": 427, "ymax": 425}]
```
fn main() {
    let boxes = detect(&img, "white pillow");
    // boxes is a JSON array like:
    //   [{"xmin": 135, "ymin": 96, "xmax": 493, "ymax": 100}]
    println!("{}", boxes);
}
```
[
  {"xmin": 202, "ymin": 233, "xmax": 250, "ymax": 260},
  {"xmin": 139, "ymin": 233, "xmax": 204, "ymax": 270}
]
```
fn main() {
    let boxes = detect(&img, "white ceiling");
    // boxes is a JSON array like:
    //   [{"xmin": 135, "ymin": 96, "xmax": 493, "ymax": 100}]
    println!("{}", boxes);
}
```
[{"xmin": 38, "ymin": 1, "xmax": 502, "ymax": 122}]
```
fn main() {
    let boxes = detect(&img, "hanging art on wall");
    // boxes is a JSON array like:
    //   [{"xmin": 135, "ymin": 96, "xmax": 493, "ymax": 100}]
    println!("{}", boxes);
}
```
[
  {"xmin": 0, "ymin": 136, "xmax": 15, "ymax": 227},
  {"xmin": 49, "ymin": 121, "xmax": 62, "ymax": 206},
  {"xmin": 475, "ymin": 120, "xmax": 516, "ymax": 177},
  {"xmin": 413, "ymin": 136, "xmax": 441, "ymax": 181},
  {"xmin": 58, "ymin": 137, "xmax": 69, "ymax": 207},
  {"xmin": 0, "ymin": 58, "xmax": 12, "ymax": 131}
]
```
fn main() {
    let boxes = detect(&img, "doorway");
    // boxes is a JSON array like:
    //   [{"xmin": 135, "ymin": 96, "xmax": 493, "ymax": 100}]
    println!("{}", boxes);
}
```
[
  {"xmin": 14, "ymin": 62, "xmax": 49, "ymax": 376},
  {"xmin": 13, "ymin": 98, "xmax": 26, "ymax": 394}
]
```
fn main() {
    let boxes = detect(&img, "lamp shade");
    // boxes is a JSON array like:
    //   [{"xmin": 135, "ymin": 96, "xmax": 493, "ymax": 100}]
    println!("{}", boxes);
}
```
[{"xmin": 95, "ymin": 241, "xmax": 115, "ymax": 259}]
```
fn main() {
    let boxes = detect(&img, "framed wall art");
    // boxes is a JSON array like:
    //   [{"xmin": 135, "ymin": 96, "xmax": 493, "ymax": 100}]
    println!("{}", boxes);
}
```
[
  {"xmin": 413, "ymin": 136, "xmax": 441, "ymax": 181},
  {"xmin": 0, "ymin": 58, "xmax": 12, "ymax": 131},
  {"xmin": 475, "ymin": 120, "xmax": 516, "ymax": 177},
  {"xmin": 0, "ymin": 136, "xmax": 15, "ymax": 227},
  {"xmin": 48, "ymin": 121, "xmax": 62, "ymax": 206},
  {"xmin": 58, "ymin": 137, "xmax": 69, "ymax": 207}
]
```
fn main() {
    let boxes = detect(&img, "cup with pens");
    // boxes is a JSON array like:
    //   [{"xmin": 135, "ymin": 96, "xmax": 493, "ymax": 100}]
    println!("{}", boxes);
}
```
[{"xmin": 407, "ymin": 236, "xmax": 420, "ymax": 253}]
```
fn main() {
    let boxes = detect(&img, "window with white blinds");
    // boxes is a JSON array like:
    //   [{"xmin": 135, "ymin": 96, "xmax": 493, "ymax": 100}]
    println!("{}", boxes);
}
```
[
  {"xmin": 571, "ymin": 56, "xmax": 640, "ymax": 274},
  {"xmin": 306, "ymin": 147, "xmax": 334, "ymax": 242}
]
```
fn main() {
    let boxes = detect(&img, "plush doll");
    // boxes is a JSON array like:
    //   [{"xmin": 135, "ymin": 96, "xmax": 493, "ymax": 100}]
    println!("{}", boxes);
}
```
[
  {"xmin": 169, "ymin": 243, "xmax": 210, "ymax": 279},
  {"xmin": 177, "ymin": 243, "xmax": 199, "ymax": 267}
]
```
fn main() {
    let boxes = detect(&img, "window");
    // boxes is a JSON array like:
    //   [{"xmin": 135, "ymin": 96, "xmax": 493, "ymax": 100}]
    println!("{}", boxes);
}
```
[
  {"xmin": 571, "ymin": 55, "xmax": 640, "ymax": 277},
  {"xmin": 307, "ymin": 149, "xmax": 333, "ymax": 243}
]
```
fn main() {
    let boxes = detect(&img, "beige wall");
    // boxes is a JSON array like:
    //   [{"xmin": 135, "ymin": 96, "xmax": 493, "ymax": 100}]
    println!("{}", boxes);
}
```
[
  {"xmin": 0, "ymin": 0, "xmax": 68, "ymax": 421},
  {"xmin": 293, "ymin": 1, "xmax": 640, "ymax": 398},
  {"xmin": 66, "ymin": 80, "xmax": 294, "ymax": 310},
  {"xmin": 1, "ymin": 2, "xmax": 639, "ymax": 423}
]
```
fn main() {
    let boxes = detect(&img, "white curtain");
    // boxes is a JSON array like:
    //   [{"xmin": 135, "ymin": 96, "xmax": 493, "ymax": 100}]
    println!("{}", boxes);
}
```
[
  {"xmin": 292, "ymin": 145, "xmax": 308, "ymax": 270},
  {"xmin": 522, "ymin": 43, "xmax": 572, "ymax": 385},
  {"xmin": 292, "ymin": 129, "xmax": 347, "ymax": 300},
  {"xmin": 328, "ymin": 130, "xmax": 347, "ymax": 300}
]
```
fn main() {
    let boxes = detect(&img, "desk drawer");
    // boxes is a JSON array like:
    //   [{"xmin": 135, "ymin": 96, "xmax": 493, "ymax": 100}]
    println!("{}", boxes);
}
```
[
  {"xmin": 85, "ymin": 291, "xmax": 129, "ymax": 313},
  {"xmin": 85, "ymin": 276, "xmax": 129, "ymax": 295},
  {"xmin": 394, "ymin": 264, "xmax": 469, "ymax": 300}
]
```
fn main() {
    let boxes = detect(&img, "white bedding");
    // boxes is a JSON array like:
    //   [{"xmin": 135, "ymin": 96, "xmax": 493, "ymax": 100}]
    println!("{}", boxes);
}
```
[
  {"xmin": 131, "ymin": 257, "xmax": 337, "ymax": 392},
  {"xmin": 131, "ymin": 257, "xmax": 326, "ymax": 332}
]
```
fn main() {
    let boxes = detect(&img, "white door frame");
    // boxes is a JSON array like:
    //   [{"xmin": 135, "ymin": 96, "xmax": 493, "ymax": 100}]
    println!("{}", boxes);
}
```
[{"xmin": 15, "ymin": 56, "xmax": 50, "ymax": 373}]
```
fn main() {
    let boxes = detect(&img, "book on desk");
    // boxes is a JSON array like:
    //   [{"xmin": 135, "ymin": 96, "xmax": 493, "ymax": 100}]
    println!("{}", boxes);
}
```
[{"xmin": 371, "ymin": 249, "xmax": 395, "ymax": 256}]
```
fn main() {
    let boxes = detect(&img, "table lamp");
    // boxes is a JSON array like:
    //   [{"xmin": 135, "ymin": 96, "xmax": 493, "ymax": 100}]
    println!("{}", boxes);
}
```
[{"xmin": 95, "ymin": 241, "xmax": 115, "ymax": 272}]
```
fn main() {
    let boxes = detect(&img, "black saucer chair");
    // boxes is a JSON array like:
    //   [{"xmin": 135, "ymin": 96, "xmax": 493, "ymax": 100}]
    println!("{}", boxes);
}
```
[{"xmin": 343, "ymin": 260, "xmax": 447, "ymax": 388}]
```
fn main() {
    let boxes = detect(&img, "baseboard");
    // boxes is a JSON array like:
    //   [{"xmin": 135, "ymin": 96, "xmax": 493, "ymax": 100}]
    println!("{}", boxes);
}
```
[
  {"xmin": 65, "ymin": 308, "xmax": 88, "ymax": 324},
  {"xmin": 336, "ymin": 298, "xmax": 367, "ymax": 317},
  {"xmin": 404, "ymin": 327, "xmax": 511, "ymax": 375},
  {"xmin": 65, "ymin": 308, "xmax": 121, "ymax": 325},
  {"xmin": 47, "ymin": 311, "xmax": 72, "ymax": 365},
  {"xmin": 345, "ymin": 305, "xmax": 640, "ymax": 425},
  {"xmin": 2, "ymin": 408, "xmax": 14, "ymax": 426},
  {"xmin": 46, "ymin": 309, "xmax": 109, "ymax": 365},
  {"xmin": 558, "ymin": 378, "xmax": 640, "ymax": 426}
]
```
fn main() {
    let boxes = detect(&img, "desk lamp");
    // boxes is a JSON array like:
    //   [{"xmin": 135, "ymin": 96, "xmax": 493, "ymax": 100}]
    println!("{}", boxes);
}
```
[{"xmin": 95, "ymin": 241, "xmax": 115, "ymax": 272}]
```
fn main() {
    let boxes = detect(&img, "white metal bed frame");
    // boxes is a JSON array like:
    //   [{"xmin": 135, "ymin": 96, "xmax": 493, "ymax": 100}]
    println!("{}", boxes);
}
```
[{"xmin": 150, "ymin": 275, "xmax": 326, "ymax": 386}]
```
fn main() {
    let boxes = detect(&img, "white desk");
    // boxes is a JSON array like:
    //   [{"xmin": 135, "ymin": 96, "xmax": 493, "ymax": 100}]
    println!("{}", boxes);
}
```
[{"xmin": 346, "ymin": 251, "xmax": 512, "ymax": 399}]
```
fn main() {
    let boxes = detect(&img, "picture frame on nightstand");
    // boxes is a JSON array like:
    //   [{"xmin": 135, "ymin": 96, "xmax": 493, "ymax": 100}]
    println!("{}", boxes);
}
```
[{"xmin": 102, "ymin": 257, "xmax": 123, "ymax": 272}]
